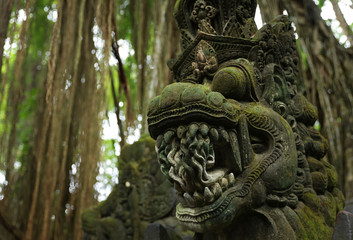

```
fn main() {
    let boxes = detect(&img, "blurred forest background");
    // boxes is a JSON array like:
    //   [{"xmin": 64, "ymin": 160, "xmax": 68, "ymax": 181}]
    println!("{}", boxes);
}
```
[{"xmin": 0, "ymin": 0, "xmax": 352, "ymax": 239}]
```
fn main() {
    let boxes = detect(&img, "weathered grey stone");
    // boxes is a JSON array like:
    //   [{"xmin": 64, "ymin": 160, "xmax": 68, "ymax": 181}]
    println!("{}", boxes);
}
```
[
  {"xmin": 332, "ymin": 211, "xmax": 353, "ymax": 240},
  {"xmin": 144, "ymin": 223, "xmax": 187, "ymax": 240},
  {"xmin": 144, "ymin": 223, "xmax": 170, "ymax": 240}
]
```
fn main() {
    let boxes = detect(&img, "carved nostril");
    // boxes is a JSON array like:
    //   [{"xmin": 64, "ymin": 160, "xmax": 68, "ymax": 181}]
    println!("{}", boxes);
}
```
[
  {"xmin": 159, "ymin": 82, "xmax": 190, "ymax": 111},
  {"xmin": 212, "ymin": 66, "xmax": 248, "ymax": 101},
  {"xmin": 147, "ymin": 95, "xmax": 160, "ymax": 117},
  {"xmin": 181, "ymin": 85, "xmax": 209, "ymax": 105},
  {"xmin": 206, "ymin": 92, "xmax": 224, "ymax": 108}
]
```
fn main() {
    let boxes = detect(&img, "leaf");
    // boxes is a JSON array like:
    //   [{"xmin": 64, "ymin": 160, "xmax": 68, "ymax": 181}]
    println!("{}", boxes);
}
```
[{"xmin": 318, "ymin": 0, "xmax": 325, "ymax": 8}]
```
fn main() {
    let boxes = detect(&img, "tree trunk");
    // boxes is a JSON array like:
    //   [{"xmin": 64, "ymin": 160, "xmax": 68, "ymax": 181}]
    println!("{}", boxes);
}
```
[
  {"xmin": 330, "ymin": 0, "xmax": 353, "ymax": 46},
  {"xmin": 24, "ymin": 0, "xmax": 109, "ymax": 239},
  {"xmin": 258, "ymin": 0, "xmax": 283, "ymax": 23},
  {"xmin": 130, "ymin": 0, "xmax": 151, "ymax": 124},
  {"xmin": 140, "ymin": 0, "xmax": 180, "ymax": 133},
  {"xmin": 0, "ymin": 0, "xmax": 15, "ymax": 83}
]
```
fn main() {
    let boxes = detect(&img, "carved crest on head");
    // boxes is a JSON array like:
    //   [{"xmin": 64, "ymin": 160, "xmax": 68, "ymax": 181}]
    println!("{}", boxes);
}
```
[
  {"xmin": 190, "ymin": 0, "xmax": 217, "ymax": 34},
  {"xmin": 174, "ymin": 0, "xmax": 257, "ymax": 49}
]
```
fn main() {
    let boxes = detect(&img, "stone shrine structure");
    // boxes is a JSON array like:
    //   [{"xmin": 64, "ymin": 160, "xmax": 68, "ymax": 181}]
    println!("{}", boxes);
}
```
[
  {"xmin": 147, "ymin": 0, "xmax": 347, "ymax": 239},
  {"xmin": 82, "ymin": 137, "xmax": 192, "ymax": 240}
]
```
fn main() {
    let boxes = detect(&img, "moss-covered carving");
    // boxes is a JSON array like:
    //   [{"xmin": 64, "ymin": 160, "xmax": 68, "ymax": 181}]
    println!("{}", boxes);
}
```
[
  {"xmin": 82, "ymin": 136, "xmax": 192, "ymax": 240},
  {"xmin": 147, "ymin": 1, "xmax": 344, "ymax": 239}
]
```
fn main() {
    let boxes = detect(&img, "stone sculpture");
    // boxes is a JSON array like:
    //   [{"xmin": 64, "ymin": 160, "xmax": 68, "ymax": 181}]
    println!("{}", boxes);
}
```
[
  {"xmin": 82, "ymin": 136, "xmax": 191, "ymax": 240},
  {"xmin": 147, "ymin": 0, "xmax": 345, "ymax": 239}
]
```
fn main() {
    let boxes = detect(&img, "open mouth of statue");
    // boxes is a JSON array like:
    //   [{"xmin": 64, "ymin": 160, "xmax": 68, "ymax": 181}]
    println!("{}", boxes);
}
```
[
  {"xmin": 155, "ymin": 119, "xmax": 248, "ymax": 222},
  {"xmin": 148, "ymin": 82, "xmax": 274, "ymax": 225}
]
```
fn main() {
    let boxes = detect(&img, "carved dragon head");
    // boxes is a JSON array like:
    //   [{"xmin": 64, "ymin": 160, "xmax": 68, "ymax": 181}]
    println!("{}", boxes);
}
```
[{"xmin": 148, "ymin": 0, "xmax": 344, "ymax": 238}]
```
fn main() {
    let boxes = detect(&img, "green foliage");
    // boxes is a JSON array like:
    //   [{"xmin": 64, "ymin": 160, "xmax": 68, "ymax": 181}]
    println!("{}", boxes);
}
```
[
  {"xmin": 116, "ymin": 0, "xmax": 132, "ymax": 41},
  {"xmin": 17, "ymin": 88, "xmax": 37, "ymax": 142},
  {"xmin": 99, "ymin": 140, "xmax": 119, "ymax": 186},
  {"xmin": 0, "ymin": 0, "xmax": 56, "ymax": 192},
  {"xmin": 0, "ymin": 86, "xmax": 9, "ymax": 134},
  {"xmin": 28, "ymin": 0, "xmax": 54, "ymax": 58},
  {"xmin": 102, "ymin": 140, "xmax": 117, "ymax": 164},
  {"xmin": 318, "ymin": 0, "xmax": 326, "ymax": 8},
  {"xmin": 314, "ymin": 120, "xmax": 321, "ymax": 131},
  {"xmin": 125, "ymin": 54, "xmax": 137, "ymax": 111},
  {"xmin": 296, "ymin": 40, "xmax": 307, "ymax": 71}
]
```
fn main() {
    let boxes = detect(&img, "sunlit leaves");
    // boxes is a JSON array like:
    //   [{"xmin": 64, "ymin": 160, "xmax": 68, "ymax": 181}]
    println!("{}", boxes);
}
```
[{"xmin": 318, "ymin": 0, "xmax": 326, "ymax": 8}]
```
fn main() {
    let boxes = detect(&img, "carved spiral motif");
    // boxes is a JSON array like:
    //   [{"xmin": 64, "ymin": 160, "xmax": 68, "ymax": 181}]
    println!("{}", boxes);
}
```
[{"xmin": 190, "ymin": 0, "xmax": 216, "ymax": 24}]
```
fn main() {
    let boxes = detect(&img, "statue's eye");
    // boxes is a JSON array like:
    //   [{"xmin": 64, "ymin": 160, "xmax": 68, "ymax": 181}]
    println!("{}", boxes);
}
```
[
  {"xmin": 212, "ymin": 67, "xmax": 248, "ymax": 101},
  {"xmin": 250, "ymin": 134, "xmax": 268, "ymax": 154}
]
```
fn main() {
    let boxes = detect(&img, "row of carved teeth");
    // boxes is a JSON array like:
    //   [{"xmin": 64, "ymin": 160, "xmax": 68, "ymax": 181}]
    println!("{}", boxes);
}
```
[
  {"xmin": 178, "ymin": 172, "xmax": 235, "ymax": 207},
  {"xmin": 161, "ymin": 123, "xmax": 232, "ymax": 145},
  {"xmin": 156, "ymin": 122, "xmax": 241, "ymax": 207},
  {"xmin": 177, "ymin": 191, "xmax": 235, "ymax": 223}
]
